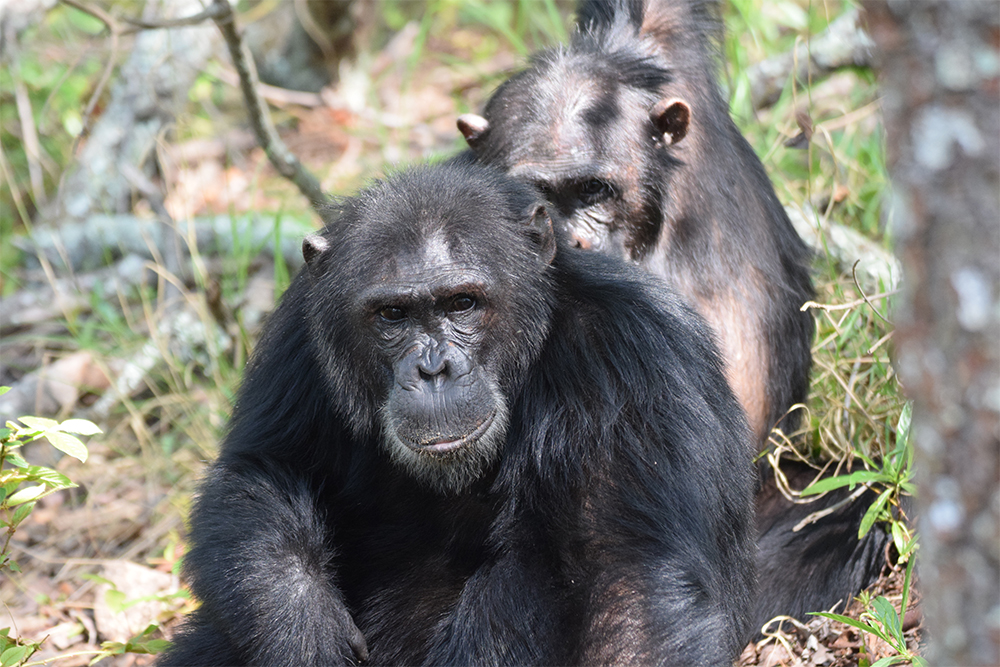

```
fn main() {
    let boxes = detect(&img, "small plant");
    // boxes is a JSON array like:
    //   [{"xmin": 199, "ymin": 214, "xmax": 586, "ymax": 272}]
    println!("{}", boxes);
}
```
[
  {"xmin": 1, "ymin": 387, "xmax": 172, "ymax": 665},
  {"xmin": 1, "ymin": 386, "xmax": 101, "ymax": 665},
  {"xmin": 801, "ymin": 401, "xmax": 916, "ymax": 559},
  {"xmin": 804, "ymin": 400, "xmax": 921, "ymax": 666},
  {"xmin": 813, "ymin": 554, "xmax": 924, "ymax": 667},
  {"xmin": 89, "ymin": 624, "xmax": 172, "ymax": 664}
]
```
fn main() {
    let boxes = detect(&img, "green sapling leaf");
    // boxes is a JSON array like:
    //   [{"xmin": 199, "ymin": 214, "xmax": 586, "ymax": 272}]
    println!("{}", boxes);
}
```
[{"xmin": 44, "ymin": 431, "xmax": 89, "ymax": 462}]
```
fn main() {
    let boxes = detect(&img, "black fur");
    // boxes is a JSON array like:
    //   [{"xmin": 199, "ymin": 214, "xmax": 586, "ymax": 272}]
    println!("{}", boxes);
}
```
[
  {"xmin": 753, "ymin": 461, "xmax": 891, "ymax": 626},
  {"xmin": 158, "ymin": 162, "xmax": 756, "ymax": 666},
  {"xmin": 458, "ymin": 0, "xmax": 891, "ymax": 635}
]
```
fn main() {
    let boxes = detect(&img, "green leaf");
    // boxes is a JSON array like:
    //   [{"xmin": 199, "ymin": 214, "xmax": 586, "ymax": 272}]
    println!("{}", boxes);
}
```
[
  {"xmin": 138, "ymin": 638, "xmax": 171, "ymax": 654},
  {"xmin": 57, "ymin": 419, "xmax": 102, "ymax": 436},
  {"xmin": 81, "ymin": 573, "xmax": 115, "ymax": 587},
  {"xmin": 6, "ymin": 485, "xmax": 44, "ymax": 506},
  {"xmin": 859, "ymin": 488, "xmax": 893, "ymax": 538},
  {"xmin": 44, "ymin": 431, "xmax": 88, "ymax": 462},
  {"xmin": 23, "ymin": 466, "xmax": 75, "ymax": 491},
  {"xmin": 912, "ymin": 657, "xmax": 929, "ymax": 667},
  {"xmin": 105, "ymin": 589, "xmax": 127, "ymax": 613},
  {"xmin": 900, "ymin": 554, "xmax": 916, "ymax": 619},
  {"xmin": 896, "ymin": 401, "xmax": 912, "ymax": 447},
  {"xmin": 872, "ymin": 596, "xmax": 904, "ymax": 646},
  {"xmin": 870, "ymin": 657, "xmax": 907, "ymax": 667},
  {"xmin": 97, "ymin": 640, "xmax": 127, "ymax": 656},
  {"xmin": 17, "ymin": 416, "xmax": 58, "ymax": 431},
  {"xmin": 0, "ymin": 429, "xmax": 11, "ymax": 441},
  {"xmin": 11, "ymin": 501, "xmax": 36, "ymax": 527},
  {"xmin": 4, "ymin": 453, "xmax": 28, "ymax": 469},
  {"xmin": 0, "ymin": 387, "xmax": 10, "ymax": 396},
  {"xmin": 811, "ymin": 611, "xmax": 883, "ymax": 639},
  {"xmin": 891, "ymin": 521, "xmax": 909, "ymax": 556},
  {"xmin": 801, "ymin": 469, "xmax": 885, "ymax": 496},
  {"xmin": 0, "ymin": 644, "xmax": 28, "ymax": 667},
  {"xmin": 132, "ymin": 624, "xmax": 159, "ymax": 639}
]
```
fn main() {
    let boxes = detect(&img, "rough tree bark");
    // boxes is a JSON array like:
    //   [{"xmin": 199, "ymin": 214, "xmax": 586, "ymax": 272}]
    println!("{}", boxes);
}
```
[{"xmin": 863, "ymin": 1, "xmax": 999, "ymax": 665}]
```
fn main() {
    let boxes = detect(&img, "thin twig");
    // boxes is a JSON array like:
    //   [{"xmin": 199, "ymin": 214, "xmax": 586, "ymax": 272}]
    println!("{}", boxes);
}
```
[
  {"xmin": 120, "ymin": 3, "xmax": 228, "ymax": 30},
  {"xmin": 793, "ymin": 483, "xmax": 871, "ymax": 531},
  {"xmin": 59, "ymin": 0, "xmax": 118, "ymax": 31},
  {"xmin": 13, "ymin": 77, "xmax": 45, "ymax": 205},
  {"xmin": 209, "ymin": 0, "xmax": 327, "ymax": 210},
  {"xmin": 801, "ymin": 288, "xmax": 899, "ymax": 313},
  {"xmin": 853, "ymin": 260, "xmax": 893, "ymax": 324}
]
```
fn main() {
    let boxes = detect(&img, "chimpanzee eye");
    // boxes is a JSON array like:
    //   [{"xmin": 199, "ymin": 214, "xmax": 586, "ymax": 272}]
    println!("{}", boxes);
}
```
[
  {"xmin": 448, "ymin": 295, "xmax": 477, "ymax": 314},
  {"xmin": 379, "ymin": 306, "xmax": 406, "ymax": 322},
  {"xmin": 535, "ymin": 182, "xmax": 555, "ymax": 199},
  {"xmin": 578, "ymin": 179, "xmax": 613, "ymax": 204}
]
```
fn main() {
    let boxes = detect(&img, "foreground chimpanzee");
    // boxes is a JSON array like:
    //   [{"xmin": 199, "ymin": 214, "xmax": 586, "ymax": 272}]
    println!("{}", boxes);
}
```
[
  {"xmin": 157, "ymin": 162, "xmax": 756, "ymax": 666},
  {"xmin": 456, "ymin": 0, "xmax": 888, "ymax": 631}
]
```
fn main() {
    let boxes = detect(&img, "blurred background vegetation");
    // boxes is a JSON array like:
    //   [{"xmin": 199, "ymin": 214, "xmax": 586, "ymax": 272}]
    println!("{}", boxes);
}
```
[{"xmin": 0, "ymin": 1, "xmax": 915, "ymax": 665}]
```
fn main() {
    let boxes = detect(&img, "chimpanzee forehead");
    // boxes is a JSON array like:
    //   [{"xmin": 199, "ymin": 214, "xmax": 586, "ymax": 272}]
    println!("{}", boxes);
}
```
[
  {"xmin": 500, "ymin": 65, "xmax": 655, "ymax": 179},
  {"xmin": 326, "ymin": 165, "xmax": 544, "ymax": 299},
  {"xmin": 351, "ymin": 228, "xmax": 508, "ymax": 308},
  {"xmin": 345, "ymin": 198, "xmax": 519, "ymax": 266}
]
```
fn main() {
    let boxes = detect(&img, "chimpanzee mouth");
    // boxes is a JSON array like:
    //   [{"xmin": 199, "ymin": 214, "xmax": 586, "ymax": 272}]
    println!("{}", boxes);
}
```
[{"xmin": 416, "ymin": 410, "xmax": 496, "ymax": 456}]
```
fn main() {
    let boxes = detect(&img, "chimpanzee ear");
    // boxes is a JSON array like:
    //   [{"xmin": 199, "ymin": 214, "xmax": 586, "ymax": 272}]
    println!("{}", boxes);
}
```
[
  {"xmin": 650, "ymin": 98, "xmax": 691, "ymax": 146},
  {"xmin": 302, "ymin": 233, "xmax": 331, "ymax": 271},
  {"xmin": 457, "ymin": 114, "xmax": 490, "ymax": 147},
  {"xmin": 527, "ymin": 205, "xmax": 557, "ymax": 265}
]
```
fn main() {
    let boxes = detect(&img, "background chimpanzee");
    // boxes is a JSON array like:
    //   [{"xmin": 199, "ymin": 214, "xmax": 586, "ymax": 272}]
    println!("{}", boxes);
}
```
[
  {"xmin": 456, "ymin": 0, "xmax": 887, "ymax": 631},
  {"xmin": 458, "ymin": 0, "xmax": 813, "ymax": 446},
  {"xmin": 157, "ymin": 162, "xmax": 756, "ymax": 666}
]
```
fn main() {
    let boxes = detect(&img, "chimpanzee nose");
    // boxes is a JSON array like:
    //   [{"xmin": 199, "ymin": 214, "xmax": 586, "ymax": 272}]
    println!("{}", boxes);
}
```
[{"xmin": 418, "ymin": 346, "xmax": 448, "ymax": 379}]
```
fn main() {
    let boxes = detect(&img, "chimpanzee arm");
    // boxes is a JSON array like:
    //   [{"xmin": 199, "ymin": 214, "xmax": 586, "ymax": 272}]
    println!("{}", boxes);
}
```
[
  {"xmin": 421, "ymin": 522, "xmax": 571, "ymax": 667},
  {"xmin": 574, "ymin": 456, "xmax": 755, "ymax": 667},
  {"xmin": 166, "ymin": 458, "xmax": 367, "ymax": 667},
  {"xmin": 578, "ymin": 547, "xmax": 741, "ymax": 666}
]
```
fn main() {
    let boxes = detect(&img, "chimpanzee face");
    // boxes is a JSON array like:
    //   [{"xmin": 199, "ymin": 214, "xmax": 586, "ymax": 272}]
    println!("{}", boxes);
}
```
[
  {"xmin": 300, "ymin": 167, "xmax": 556, "ymax": 493},
  {"xmin": 458, "ymin": 50, "xmax": 690, "ymax": 262},
  {"xmin": 355, "ymin": 233, "xmax": 510, "ymax": 493}
]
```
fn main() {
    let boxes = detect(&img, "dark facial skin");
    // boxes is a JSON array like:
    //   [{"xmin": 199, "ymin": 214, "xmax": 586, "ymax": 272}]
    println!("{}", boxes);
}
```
[
  {"xmin": 459, "ymin": 56, "xmax": 677, "ymax": 262},
  {"xmin": 361, "ymin": 249, "xmax": 508, "ymax": 493}
]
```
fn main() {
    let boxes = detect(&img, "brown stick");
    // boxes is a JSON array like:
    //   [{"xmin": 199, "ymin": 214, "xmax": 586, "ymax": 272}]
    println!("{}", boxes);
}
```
[{"xmin": 209, "ymin": 0, "xmax": 328, "ymax": 211}]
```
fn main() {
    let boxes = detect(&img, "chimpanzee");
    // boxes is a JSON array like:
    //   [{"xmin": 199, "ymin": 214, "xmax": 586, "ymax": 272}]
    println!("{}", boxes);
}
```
[
  {"xmin": 457, "ymin": 0, "xmax": 813, "ymax": 445},
  {"xmin": 157, "ymin": 162, "xmax": 756, "ymax": 666},
  {"xmin": 456, "ymin": 0, "xmax": 889, "ymax": 632}
]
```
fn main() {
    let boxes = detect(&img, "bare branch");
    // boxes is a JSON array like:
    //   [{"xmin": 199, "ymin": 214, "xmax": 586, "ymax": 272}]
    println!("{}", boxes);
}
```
[
  {"xmin": 120, "ymin": 3, "xmax": 227, "ymax": 30},
  {"xmin": 59, "ymin": 0, "xmax": 120, "ymax": 33},
  {"xmin": 747, "ymin": 8, "xmax": 874, "ymax": 109},
  {"xmin": 209, "ymin": 0, "xmax": 328, "ymax": 211}
]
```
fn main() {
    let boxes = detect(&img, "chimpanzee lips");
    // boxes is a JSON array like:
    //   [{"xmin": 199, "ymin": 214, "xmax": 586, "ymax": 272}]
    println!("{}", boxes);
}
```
[{"xmin": 415, "ymin": 410, "xmax": 496, "ymax": 456}]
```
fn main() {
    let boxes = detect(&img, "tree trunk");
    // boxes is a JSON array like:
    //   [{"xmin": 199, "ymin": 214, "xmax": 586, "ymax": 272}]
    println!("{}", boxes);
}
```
[{"xmin": 863, "ymin": 1, "xmax": 999, "ymax": 664}]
